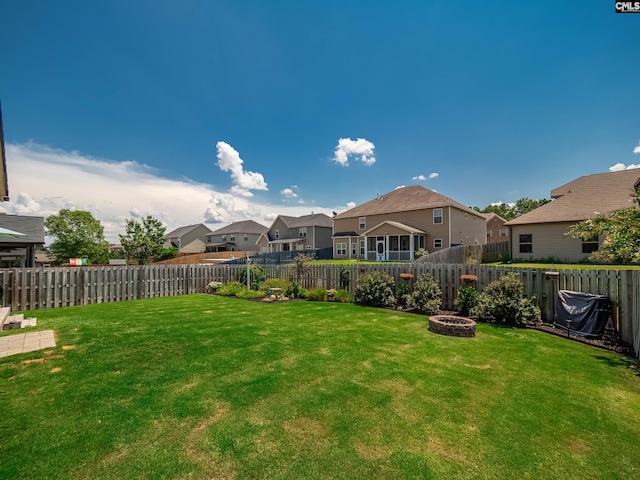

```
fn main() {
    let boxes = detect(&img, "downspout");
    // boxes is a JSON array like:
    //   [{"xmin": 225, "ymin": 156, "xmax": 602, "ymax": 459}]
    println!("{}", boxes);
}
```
[{"xmin": 448, "ymin": 206, "xmax": 452, "ymax": 247}]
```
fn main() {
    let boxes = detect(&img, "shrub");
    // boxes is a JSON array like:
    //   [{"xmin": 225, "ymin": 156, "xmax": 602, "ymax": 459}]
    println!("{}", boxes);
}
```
[
  {"xmin": 217, "ymin": 281, "xmax": 245, "ymax": 297},
  {"xmin": 396, "ymin": 282, "xmax": 411, "ymax": 308},
  {"xmin": 455, "ymin": 286, "xmax": 478, "ymax": 316},
  {"xmin": 306, "ymin": 288, "xmax": 327, "ymax": 301},
  {"xmin": 235, "ymin": 289, "xmax": 265, "ymax": 300},
  {"xmin": 407, "ymin": 273, "xmax": 442, "ymax": 314},
  {"xmin": 293, "ymin": 254, "xmax": 313, "ymax": 280},
  {"xmin": 261, "ymin": 278, "xmax": 291, "ymax": 291},
  {"xmin": 236, "ymin": 264, "xmax": 266, "ymax": 289},
  {"xmin": 206, "ymin": 281, "xmax": 223, "ymax": 294},
  {"xmin": 334, "ymin": 289, "xmax": 353, "ymax": 303},
  {"xmin": 414, "ymin": 248, "xmax": 428, "ymax": 260},
  {"xmin": 339, "ymin": 266, "xmax": 350, "ymax": 290},
  {"xmin": 354, "ymin": 271, "xmax": 395, "ymax": 307},
  {"xmin": 326, "ymin": 289, "xmax": 337, "ymax": 301},
  {"xmin": 285, "ymin": 282, "xmax": 306, "ymax": 299},
  {"xmin": 470, "ymin": 273, "xmax": 541, "ymax": 325}
]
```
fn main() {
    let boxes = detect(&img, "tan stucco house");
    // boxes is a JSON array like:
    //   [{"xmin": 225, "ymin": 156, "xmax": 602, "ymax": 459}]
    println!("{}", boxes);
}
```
[
  {"xmin": 332, "ymin": 185, "xmax": 487, "ymax": 261},
  {"xmin": 205, "ymin": 220, "xmax": 268, "ymax": 252},
  {"xmin": 163, "ymin": 224, "xmax": 212, "ymax": 254},
  {"xmin": 505, "ymin": 169, "xmax": 640, "ymax": 263},
  {"xmin": 256, "ymin": 214, "xmax": 332, "ymax": 253}
]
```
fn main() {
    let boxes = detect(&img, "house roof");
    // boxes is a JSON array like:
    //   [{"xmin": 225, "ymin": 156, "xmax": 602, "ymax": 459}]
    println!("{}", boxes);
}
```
[
  {"xmin": 334, "ymin": 185, "xmax": 483, "ymax": 219},
  {"xmin": 210, "ymin": 220, "xmax": 269, "ymax": 236},
  {"xmin": 164, "ymin": 223, "xmax": 210, "ymax": 239},
  {"xmin": 0, "ymin": 213, "xmax": 44, "ymax": 245},
  {"xmin": 483, "ymin": 212, "xmax": 508, "ymax": 223},
  {"xmin": 363, "ymin": 220, "xmax": 426, "ymax": 236},
  {"xmin": 277, "ymin": 213, "xmax": 332, "ymax": 229},
  {"xmin": 506, "ymin": 169, "xmax": 640, "ymax": 226},
  {"xmin": 333, "ymin": 231, "xmax": 359, "ymax": 237}
]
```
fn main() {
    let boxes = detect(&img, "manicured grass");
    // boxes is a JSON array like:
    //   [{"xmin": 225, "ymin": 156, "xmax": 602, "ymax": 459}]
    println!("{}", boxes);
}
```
[{"xmin": 1, "ymin": 296, "xmax": 639, "ymax": 479}]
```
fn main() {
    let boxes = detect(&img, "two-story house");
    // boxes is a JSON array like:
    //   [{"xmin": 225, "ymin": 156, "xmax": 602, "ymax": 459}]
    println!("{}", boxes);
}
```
[
  {"xmin": 205, "ymin": 220, "xmax": 269, "ymax": 252},
  {"xmin": 256, "ymin": 213, "xmax": 333, "ymax": 253},
  {"xmin": 332, "ymin": 185, "xmax": 487, "ymax": 261},
  {"xmin": 163, "ymin": 224, "xmax": 212, "ymax": 254}
]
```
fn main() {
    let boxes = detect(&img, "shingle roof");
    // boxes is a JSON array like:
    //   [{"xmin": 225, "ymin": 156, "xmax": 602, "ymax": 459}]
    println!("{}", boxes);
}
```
[
  {"xmin": 0, "ymin": 213, "xmax": 44, "ymax": 244},
  {"xmin": 334, "ymin": 185, "xmax": 483, "ymax": 219},
  {"xmin": 210, "ymin": 220, "xmax": 269, "ymax": 236},
  {"xmin": 278, "ymin": 213, "xmax": 332, "ymax": 228},
  {"xmin": 164, "ymin": 224, "xmax": 210, "ymax": 239},
  {"xmin": 506, "ymin": 169, "xmax": 640, "ymax": 226}
]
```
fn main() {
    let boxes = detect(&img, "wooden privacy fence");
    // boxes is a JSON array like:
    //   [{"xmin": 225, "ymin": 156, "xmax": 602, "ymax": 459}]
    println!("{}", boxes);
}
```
[{"xmin": 1, "ymin": 264, "xmax": 639, "ymax": 358}]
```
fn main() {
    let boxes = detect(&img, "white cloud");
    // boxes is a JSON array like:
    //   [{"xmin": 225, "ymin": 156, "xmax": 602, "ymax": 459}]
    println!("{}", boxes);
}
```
[
  {"xmin": 633, "ymin": 139, "xmax": 640, "ymax": 154},
  {"xmin": 3, "ymin": 142, "xmax": 338, "ymax": 242},
  {"xmin": 429, "ymin": 172, "xmax": 439, "ymax": 179},
  {"xmin": 346, "ymin": 201, "xmax": 356, "ymax": 209},
  {"xmin": 395, "ymin": 185, "xmax": 405, "ymax": 190},
  {"xmin": 609, "ymin": 163, "xmax": 640, "ymax": 172},
  {"xmin": 216, "ymin": 141, "xmax": 268, "ymax": 197},
  {"xmin": 490, "ymin": 201, "xmax": 516, "ymax": 208},
  {"xmin": 129, "ymin": 207, "xmax": 143, "ymax": 218},
  {"xmin": 412, "ymin": 175, "xmax": 426, "ymax": 181},
  {"xmin": 280, "ymin": 187, "xmax": 298, "ymax": 198},
  {"xmin": 333, "ymin": 137, "xmax": 376, "ymax": 166}
]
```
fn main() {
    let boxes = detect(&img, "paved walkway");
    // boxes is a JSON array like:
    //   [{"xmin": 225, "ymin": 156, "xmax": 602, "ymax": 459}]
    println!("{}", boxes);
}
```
[{"xmin": 0, "ymin": 330, "xmax": 56, "ymax": 358}]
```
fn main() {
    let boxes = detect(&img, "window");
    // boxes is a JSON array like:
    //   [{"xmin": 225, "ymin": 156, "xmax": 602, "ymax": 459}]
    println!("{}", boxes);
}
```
[
  {"xmin": 275, "ymin": 230, "xmax": 279, "ymax": 239},
  {"xmin": 229, "ymin": 234, "xmax": 235, "ymax": 242},
  {"xmin": 519, "ymin": 234, "xmax": 533, "ymax": 253},
  {"xmin": 582, "ymin": 234, "xmax": 599, "ymax": 254},
  {"xmin": 222, "ymin": 235, "xmax": 226, "ymax": 241},
  {"xmin": 499, "ymin": 228, "xmax": 509, "ymax": 237},
  {"xmin": 360, "ymin": 240, "xmax": 365, "ymax": 256},
  {"xmin": 487, "ymin": 230, "xmax": 493, "ymax": 237},
  {"xmin": 207, "ymin": 235, "xmax": 211, "ymax": 243},
  {"xmin": 359, "ymin": 217, "xmax": 366, "ymax": 230},
  {"xmin": 261, "ymin": 246, "xmax": 267, "ymax": 253},
  {"xmin": 434, "ymin": 238, "xmax": 443, "ymax": 248},
  {"xmin": 299, "ymin": 227, "xmax": 307, "ymax": 237},
  {"xmin": 352, "ymin": 243, "xmax": 357, "ymax": 255},
  {"xmin": 306, "ymin": 245, "xmax": 312, "ymax": 250},
  {"xmin": 433, "ymin": 208, "xmax": 443, "ymax": 224},
  {"xmin": 244, "ymin": 234, "xmax": 248, "ymax": 241},
  {"xmin": 400, "ymin": 235, "xmax": 409, "ymax": 251},
  {"xmin": 337, "ymin": 243, "xmax": 347, "ymax": 255},
  {"xmin": 367, "ymin": 237, "xmax": 377, "ymax": 251},
  {"xmin": 390, "ymin": 236, "xmax": 399, "ymax": 251}
]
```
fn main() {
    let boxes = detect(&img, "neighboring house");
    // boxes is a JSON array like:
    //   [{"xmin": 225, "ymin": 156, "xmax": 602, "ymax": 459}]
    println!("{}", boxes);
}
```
[
  {"xmin": 332, "ymin": 185, "xmax": 487, "ymax": 261},
  {"xmin": 504, "ymin": 169, "xmax": 640, "ymax": 263},
  {"xmin": 0, "ymin": 213, "xmax": 45, "ymax": 267},
  {"xmin": 163, "ymin": 224, "xmax": 212, "ymax": 254},
  {"xmin": 205, "ymin": 220, "xmax": 269, "ymax": 252},
  {"xmin": 484, "ymin": 213, "xmax": 510, "ymax": 244},
  {"xmin": 256, "ymin": 214, "xmax": 333, "ymax": 253},
  {"xmin": 35, "ymin": 250, "xmax": 54, "ymax": 267}
]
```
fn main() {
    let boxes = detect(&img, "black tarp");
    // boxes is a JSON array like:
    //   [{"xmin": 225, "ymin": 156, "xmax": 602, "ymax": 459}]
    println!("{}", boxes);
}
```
[{"xmin": 554, "ymin": 290, "xmax": 611, "ymax": 339}]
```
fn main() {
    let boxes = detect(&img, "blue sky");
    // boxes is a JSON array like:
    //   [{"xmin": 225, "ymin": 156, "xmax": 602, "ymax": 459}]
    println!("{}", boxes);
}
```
[{"xmin": 1, "ymin": 0, "xmax": 639, "ymax": 240}]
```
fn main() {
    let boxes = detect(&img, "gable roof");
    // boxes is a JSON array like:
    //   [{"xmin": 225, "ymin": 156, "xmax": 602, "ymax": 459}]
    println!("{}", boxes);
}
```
[
  {"xmin": 164, "ymin": 223, "xmax": 211, "ymax": 239},
  {"xmin": 334, "ymin": 185, "xmax": 483, "ymax": 219},
  {"xmin": 506, "ymin": 169, "xmax": 640, "ymax": 226},
  {"xmin": 276, "ymin": 213, "xmax": 332, "ymax": 229},
  {"xmin": 362, "ymin": 220, "xmax": 426, "ymax": 236},
  {"xmin": 0, "ymin": 213, "xmax": 44, "ymax": 245},
  {"xmin": 210, "ymin": 220, "xmax": 269, "ymax": 236}
]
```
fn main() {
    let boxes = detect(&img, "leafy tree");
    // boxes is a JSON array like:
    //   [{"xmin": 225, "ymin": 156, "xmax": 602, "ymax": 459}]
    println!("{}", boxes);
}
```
[
  {"xmin": 119, "ymin": 216, "xmax": 166, "ymax": 265},
  {"xmin": 472, "ymin": 197, "xmax": 550, "ymax": 221},
  {"xmin": 567, "ymin": 207, "xmax": 640, "ymax": 264},
  {"xmin": 45, "ymin": 209, "xmax": 110, "ymax": 265}
]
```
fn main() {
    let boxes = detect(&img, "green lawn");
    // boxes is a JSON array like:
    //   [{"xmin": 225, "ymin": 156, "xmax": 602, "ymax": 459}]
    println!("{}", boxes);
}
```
[{"xmin": 1, "ymin": 296, "xmax": 639, "ymax": 479}]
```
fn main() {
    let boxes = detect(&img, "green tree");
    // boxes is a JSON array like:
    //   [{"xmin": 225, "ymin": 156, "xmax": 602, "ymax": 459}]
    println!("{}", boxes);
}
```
[
  {"xmin": 472, "ymin": 197, "xmax": 551, "ymax": 221},
  {"xmin": 567, "ymin": 207, "xmax": 640, "ymax": 264},
  {"xmin": 45, "ymin": 209, "xmax": 110, "ymax": 265},
  {"xmin": 119, "ymin": 216, "xmax": 166, "ymax": 265}
]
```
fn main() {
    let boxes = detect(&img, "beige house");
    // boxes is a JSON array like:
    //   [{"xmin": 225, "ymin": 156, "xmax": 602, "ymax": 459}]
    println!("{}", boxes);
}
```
[
  {"xmin": 256, "ymin": 214, "xmax": 332, "ymax": 253},
  {"xmin": 205, "ymin": 220, "xmax": 268, "ymax": 252},
  {"xmin": 505, "ymin": 169, "xmax": 640, "ymax": 262},
  {"xmin": 163, "ymin": 224, "xmax": 212, "ymax": 254},
  {"xmin": 332, "ymin": 185, "xmax": 487, "ymax": 261},
  {"xmin": 485, "ymin": 213, "xmax": 509, "ymax": 244}
]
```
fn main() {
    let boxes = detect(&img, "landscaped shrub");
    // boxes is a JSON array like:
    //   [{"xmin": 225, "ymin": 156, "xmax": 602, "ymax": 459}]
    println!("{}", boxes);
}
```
[
  {"xmin": 455, "ymin": 286, "xmax": 478, "ymax": 316},
  {"xmin": 206, "ymin": 281, "xmax": 223, "ymax": 294},
  {"xmin": 285, "ymin": 281, "xmax": 306, "ymax": 299},
  {"xmin": 339, "ymin": 266, "xmax": 350, "ymax": 290},
  {"xmin": 407, "ymin": 273, "xmax": 442, "ymax": 314},
  {"xmin": 235, "ymin": 289, "xmax": 265, "ymax": 300},
  {"xmin": 236, "ymin": 264, "xmax": 266, "ymax": 289},
  {"xmin": 334, "ymin": 289, "xmax": 353, "ymax": 303},
  {"xmin": 470, "ymin": 272, "xmax": 541, "ymax": 325},
  {"xmin": 414, "ymin": 248, "xmax": 428, "ymax": 260},
  {"xmin": 306, "ymin": 288, "xmax": 327, "ymax": 301},
  {"xmin": 217, "ymin": 281, "xmax": 246, "ymax": 297},
  {"xmin": 326, "ymin": 289, "xmax": 337, "ymax": 301},
  {"xmin": 354, "ymin": 271, "xmax": 395, "ymax": 307},
  {"xmin": 396, "ymin": 282, "xmax": 411, "ymax": 308}
]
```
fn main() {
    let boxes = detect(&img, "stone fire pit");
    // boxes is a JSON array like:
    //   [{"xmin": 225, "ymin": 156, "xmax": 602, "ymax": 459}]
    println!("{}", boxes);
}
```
[{"xmin": 428, "ymin": 315, "xmax": 476, "ymax": 337}]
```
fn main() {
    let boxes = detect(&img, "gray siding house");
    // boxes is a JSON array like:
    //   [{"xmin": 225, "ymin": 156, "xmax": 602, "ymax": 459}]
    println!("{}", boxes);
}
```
[
  {"xmin": 505, "ymin": 169, "xmax": 640, "ymax": 263},
  {"xmin": 256, "ymin": 214, "xmax": 333, "ymax": 253},
  {"xmin": 205, "ymin": 220, "xmax": 268, "ymax": 252}
]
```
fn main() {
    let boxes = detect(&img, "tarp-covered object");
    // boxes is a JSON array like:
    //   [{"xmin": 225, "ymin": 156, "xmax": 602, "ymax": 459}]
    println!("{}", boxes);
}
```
[{"xmin": 554, "ymin": 290, "xmax": 611, "ymax": 339}]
